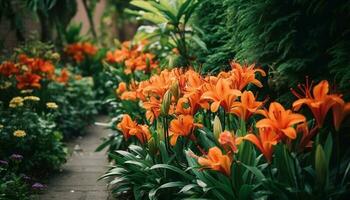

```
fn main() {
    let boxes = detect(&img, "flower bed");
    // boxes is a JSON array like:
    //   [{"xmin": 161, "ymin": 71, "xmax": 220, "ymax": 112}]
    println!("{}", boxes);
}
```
[
  {"xmin": 98, "ymin": 42, "xmax": 350, "ymax": 199},
  {"xmin": 0, "ymin": 42, "xmax": 98, "ymax": 199},
  {"xmin": 94, "ymin": 1, "xmax": 350, "ymax": 198}
]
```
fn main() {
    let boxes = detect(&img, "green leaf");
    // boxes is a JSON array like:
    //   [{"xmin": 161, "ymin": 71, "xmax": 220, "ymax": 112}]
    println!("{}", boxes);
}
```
[
  {"xmin": 177, "ymin": 0, "xmax": 192, "ymax": 21},
  {"xmin": 141, "ymin": 12, "xmax": 168, "ymax": 24},
  {"xmin": 95, "ymin": 138, "xmax": 112, "ymax": 152},
  {"xmin": 192, "ymin": 34, "xmax": 208, "ymax": 52},
  {"xmin": 178, "ymin": 184, "xmax": 198, "ymax": 193},
  {"xmin": 149, "ymin": 1, "xmax": 178, "ymax": 24},
  {"xmin": 323, "ymin": 132, "xmax": 333, "ymax": 165},
  {"xmin": 239, "ymin": 184, "xmax": 253, "ymax": 200},
  {"xmin": 130, "ymin": 0, "xmax": 160, "ymax": 14},
  {"xmin": 274, "ymin": 144, "xmax": 297, "ymax": 187},
  {"xmin": 150, "ymin": 164, "xmax": 193, "ymax": 180},
  {"xmin": 184, "ymin": 1, "xmax": 197, "ymax": 24},
  {"xmin": 240, "ymin": 163, "xmax": 265, "ymax": 182},
  {"xmin": 149, "ymin": 181, "xmax": 185, "ymax": 199}
]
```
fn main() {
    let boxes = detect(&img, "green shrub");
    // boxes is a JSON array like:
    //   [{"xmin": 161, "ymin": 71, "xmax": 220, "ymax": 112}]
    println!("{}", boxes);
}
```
[
  {"xmin": 195, "ymin": 0, "xmax": 350, "ymax": 100},
  {"xmin": 0, "ymin": 101, "xmax": 66, "ymax": 175},
  {"xmin": 48, "ymin": 76, "xmax": 98, "ymax": 137},
  {"xmin": 0, "ymin": 158, "xmax": 31, "ymax": 200}
]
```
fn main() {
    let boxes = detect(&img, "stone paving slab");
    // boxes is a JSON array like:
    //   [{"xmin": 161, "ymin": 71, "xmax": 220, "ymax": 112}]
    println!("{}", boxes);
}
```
[{"xmin": 39, "ymin": 116, "xmax": 113, "ymax": 200}]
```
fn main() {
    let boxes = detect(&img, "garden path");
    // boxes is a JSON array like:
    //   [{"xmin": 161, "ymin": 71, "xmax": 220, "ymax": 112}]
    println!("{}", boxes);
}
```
[{"xmin": 39, "ymin": 116, "xmax": 112, "ymax": 200}]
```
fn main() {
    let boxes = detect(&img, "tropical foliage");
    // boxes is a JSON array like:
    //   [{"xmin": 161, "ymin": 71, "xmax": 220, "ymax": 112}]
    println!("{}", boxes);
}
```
[{"xmin": 1, "ymin": 0, "xmax": 350, "ymax": 199}]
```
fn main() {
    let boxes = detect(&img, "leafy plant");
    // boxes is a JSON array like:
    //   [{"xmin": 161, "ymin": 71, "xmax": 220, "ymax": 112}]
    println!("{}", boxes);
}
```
[
  {"xmin": 195, "ymin": 0, "xmax": 350, "ymax": 101},
  {"xmin": 127, "ymin": 0, "xmax": 206, "ymax": 68}
]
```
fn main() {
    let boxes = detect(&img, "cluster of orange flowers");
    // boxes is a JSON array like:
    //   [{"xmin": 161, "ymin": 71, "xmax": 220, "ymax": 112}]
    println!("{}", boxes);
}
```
[
  {"xmin": 105, "ymin": 41, "xmax": 158, "ymax": 74},
  {"xmin": 65, "ymin": 42, "xmax": 97, "ymax": 63},
  {"xmin": 116, "ymin": 62, "xmax": 266, "ymax": 147},
  {"xmin": 118, "ymin": 62, "xmax": 265, "ymax": 121},
  {"xmin": 115, "ymin": 61, "xmax": 350, "ymax": 176},
  {"xmin": 0, "ymin": 54, "xmax": 70, "ymax": 89},
  {"xmin": 197, "ymin": 79, "xmax": 350, "ymax": 175},
  {"xmin": 117, "ymin": 114, "xmax": 151, "ymax": 144}
]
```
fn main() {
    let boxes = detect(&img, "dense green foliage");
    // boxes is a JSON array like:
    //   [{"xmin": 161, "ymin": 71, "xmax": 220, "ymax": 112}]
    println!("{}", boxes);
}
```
[{"xmin": 196, "ymin": 0, "xmax": 350, "ymax": 100}]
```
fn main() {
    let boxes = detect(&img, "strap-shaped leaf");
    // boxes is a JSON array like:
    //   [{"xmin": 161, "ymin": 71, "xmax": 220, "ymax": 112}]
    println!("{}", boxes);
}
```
[
  {"xmin": 176, "ymin": 0, "xmax": 192, "ymax": 22},
  {"xmin": 149, "ymin": 1, "xmax": 178, "ymax": 24},
  {"xmin": 240, "ymin": 163, "xmax": 266, "ymax": 182},
  {"xmin": 178, "ymin": 183, "xmax": 198, "ymax": 193},
  {"xmin": 130, "ymin": 0, "xmax": 160, "ymax": 14},
  {"xmin": 150, "ymin": 164, "xmax": 193, "ymax": 180}
]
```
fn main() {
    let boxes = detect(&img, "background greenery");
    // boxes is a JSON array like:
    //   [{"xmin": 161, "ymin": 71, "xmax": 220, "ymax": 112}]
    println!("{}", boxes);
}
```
[{"xmin": 195, "ymin": 0, "xmax": 350, "ymax": 102}]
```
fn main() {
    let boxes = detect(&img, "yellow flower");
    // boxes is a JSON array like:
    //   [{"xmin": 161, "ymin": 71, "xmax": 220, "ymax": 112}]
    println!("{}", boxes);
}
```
[
  {"xmin": 13, "ymin": 130, "xmax": 26, "ymax": 137},
  {"xmin": 46, "ymin": 102, "xmax": 58, "ymax": 109},
  {"xmin": 0, "ymin": 81, "xmax": 12, "ymax": 89},
  {"xmin": 0, "ymin": 124, "xmax": 4, "ymax": 129},
  {"xmin": 20, "ymin": 89, "xmax": 33, "ymax": 94},
  {"xmin": 51, "ymin": 52, "xmax": 61, "ymax": 61},
  {"xmin": 9, "ymin": 97, "xmax": 24, "ymax": 108},
  {"xmin": 24, "ymin": 96, "xmax": 40, "ymax": 101}
]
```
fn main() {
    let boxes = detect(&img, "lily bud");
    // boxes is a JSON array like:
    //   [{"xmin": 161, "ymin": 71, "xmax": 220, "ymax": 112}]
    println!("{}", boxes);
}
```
[
  {"xmin": 146, "ymin": 57, "xmax": 151, "ymax": 70},
  {"xmin": 161, "ymin": 90, "xmax": 172, "ymax": 116},
  {"xmin": 315, "ymin": 144, "xmax": 327, "ymax": 188},
  {"xmin": 213, "ymin": 115, "xmax": 222, "ymax": 140},
  {"xmin": 148, "ymin": 137, "xmax": 158, "ymax": 155},
  {"xmin": 170, "ymin": 81, "xmax": 179, "ymax": 101},
  {"xmin": 156, "ymin": 120, "xmax": 164, "ymax": 141},
  {"xmin": 168, "ymin": 55, "xmax": 175, "ymax": 67}
]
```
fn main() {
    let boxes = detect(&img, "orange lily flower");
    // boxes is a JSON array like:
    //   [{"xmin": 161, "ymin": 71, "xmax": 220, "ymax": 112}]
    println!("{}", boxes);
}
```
[
  {"xmin": 292, "ymin": 80, "xmax": 342, "ymax": 128},
  {"xmin": 219, "ymin": 61, "xmax": 266, "ymax": 90},
  {"xmin": 134, "ymin": 53, "xmax": 158, "ymax": 72},
  {"xmin": 183, "ymin": 69, "xmax": 204, "ymax": 96},
  {"xmin": 120, "ymin": 81, "xmax": 143, "ymax": 101},
  {"xmin": 117, "ymin": 114, "xmax": 151, "ymax": 144},
  {"xmin": 16, "ymin": 73, "xmax": 41, "ymax": 89},
  {"xmin": 117, "ymin": 114, "xmax": 136, "ymax": 140},
  {"xmin": 82, "ymin": 42, "xmax": 98, "ymax": 55},
  {"xmin": 332, "ymin": 99, "xmax": 350, "ymax": 131},
  {"xmin": 201, "ymin": 78, "xmax": 241, "ymax": 112},
  {"xmin": 218, "ymin": 131, "xmax": 242, "ymax": 153},
  {"xmin": 230, "ymin": 91, "xmax": 263, "ymax": 121},
  {"xmin": 0, "ymin": 61, "xmax": 19, "ymax": 77},
  {"xmin": 106, "ymin": 50, "xmax": 123, "ymax": 63},
  {"xmin": 32, "ymin": 59, "xmax": 55, "ymax": 75},
  {"xmin": 129, "ymin": 124, "xmax": 151, "ymax": 144},
  {"xmin": 120, "ymin": 91, "xmax": 138, "ymax": 101},
  {"xmin": 168, "ymin": 115, "xmax": 202, "ymax": 146},
  {"xmin": 116, "ymin": 82, "xmax": 127, "ymax": 95},
  {"xmin": 256, "ymin": 102, "xmax": 306, "ymax": 140},
  {"xmin": 142, "ymin": 96, "xmax": 162, "ymax": 123},
  {"xmin": 243, "ymin": 128, "xmax": 279, "ymax": 163},
  {"xmin": 106, "ymin": 40, "xmax": 158, "ymax": 74},
  {"xmin": 141, "ymin": 70, "xmax": 175, "ymax": 98},
  {"xmin": 56, "ymin": 68, "xmax": 70, "ymax": 84},
  {"xmin": 198, "ymin": 147, "xmax": 232, "ymax": 176},
  {"xmin": 296, "ymin": 122, "xmax": 318, "ymax": 150},
  {"xmin": 18, "ymin": 54, "xmax": 55, "ymax": 76},
  {"xmin": 175, "ymin": 91, "xmax": 202, "ymax": 116},
  {"xmin": 175, "ymin": 97, "xmax": 192, "ymax": 115},
  {"xmin": 65, "ymin": 42, "xmax": 97, "ymax": 63}
]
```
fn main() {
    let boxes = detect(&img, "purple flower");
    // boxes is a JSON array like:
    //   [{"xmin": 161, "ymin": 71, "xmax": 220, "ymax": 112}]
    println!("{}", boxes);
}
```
[
  {"xmin": 22, "ymin": 174, "xmax": 31, "ymax": 181},
  {"xmin": 32, "ymin": 183, "xmax": 47, "ymax": 190},
  {"xmin": 10, "ymin": 154, "xmax": 23, "ymax": 161},
  {"xmin": 0, "ymin": 160, "xmax": 8, "ymax": 165}
]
